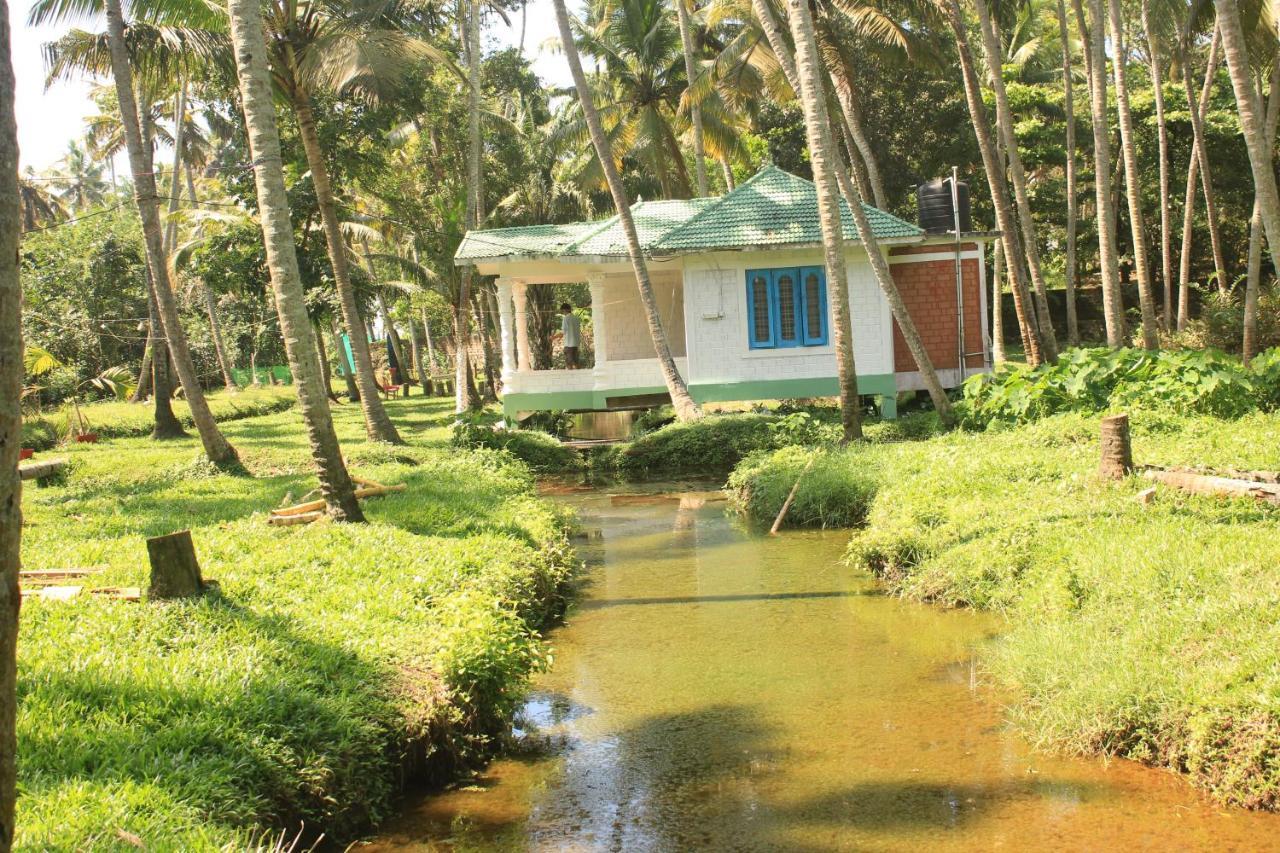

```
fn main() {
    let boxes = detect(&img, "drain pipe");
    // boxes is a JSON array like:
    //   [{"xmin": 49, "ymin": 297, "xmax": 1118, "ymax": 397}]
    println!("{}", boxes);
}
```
[{"xmin": 951, "ymin": 166, "xmax": 966, "ymax": 383}]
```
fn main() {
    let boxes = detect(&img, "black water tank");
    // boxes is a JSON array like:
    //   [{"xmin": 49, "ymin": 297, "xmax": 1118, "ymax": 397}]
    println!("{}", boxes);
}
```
[{"xmin": 916, "ymin": 177, "xmax": 972, "ymax": 234}]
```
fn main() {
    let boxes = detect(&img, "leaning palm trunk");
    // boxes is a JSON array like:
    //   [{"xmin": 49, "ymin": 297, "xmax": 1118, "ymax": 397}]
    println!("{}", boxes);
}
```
[
  {"xmin": 146, "ymin": 282, "xmax": 184, "ymax": 438},
  {"xmin": 455, "ymin": 0, "xmax": 483, "ymax": 413},
  {"xmin": 184, "ymin": 165, "xmax": 237, "ymax": 391},
  {"xmin": 1056, "ymin": 0, "xmax": 1080, "ymax": 346},
  {"xmin": 1106, "ymin": 0, "xmax": 1159, "ymax": 349},
  {"xmin": 1177, "ymin": 32, "xmax": 1221, "ymax": 330},
  {"xmin": 675, "ymin": 0, "xmax": 708, "ymax": 196},
  {"xmin": 1077, "ymin": 0, "xmax": 1124, "ymax": 346},
  {"xmin": 1142, "ymin": 0, "xmax": 1173, "ymax": 329},
  {"xmin": 0, "ymin": 2, "xmax": 25, "ymax": 839},
  {"xmin": 331, "ymin": 316, "xmax": 360, "ymax": 401},
  {"xmin": 1181, "ymin": 27, "xmax": 1228, "ymax": 292},
  {"xmin": 1243, "ymin": 55, "xmax": 1280, "ymax": 365},
  {"xmin": 782, "ymin": 0, "xmax": 862, "ymax": 440},
  {"xmin": 227, "ymin": 0, "xmax": 364, "ymax": 521},
  {"xmin": 973, "ymin": 0, "xmax": 1058, "ymax": 359},
  {"xmin": 551, "ymin": 0, "xmax": 703, "ymax": 421},
  {"xmin": 290, "ymin": 94, "xmax": 402, "ymax": 444},
  {"xmin": 819, "ymin": 46, "xmax": 887, "ymax": 210},
  {"xmin": 1215, "ymin": 0, "xmax": 1280, "ymax": 281},
  {"xmin": 946, "ymin": 0, "xmax": 1046, "ymax": 365},
  {"xmin": 104, "ymin": 0, "xmax": 239, "ymax": 467},
  {"xmin": 753, "ymin": 0, "xmax": 951, "ymax": 419}
]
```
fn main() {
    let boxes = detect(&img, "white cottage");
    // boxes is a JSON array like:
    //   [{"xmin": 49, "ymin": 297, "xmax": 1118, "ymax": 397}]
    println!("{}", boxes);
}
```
[{"xmin": 455, "ymin": 166, "xmax": 993, "ymax": 419}]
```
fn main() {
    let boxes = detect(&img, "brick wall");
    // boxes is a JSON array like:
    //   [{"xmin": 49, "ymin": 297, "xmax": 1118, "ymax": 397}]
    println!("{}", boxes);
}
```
[{"xmin": 890, "ymin": 256, "xmax": 986, "ymax": 372}]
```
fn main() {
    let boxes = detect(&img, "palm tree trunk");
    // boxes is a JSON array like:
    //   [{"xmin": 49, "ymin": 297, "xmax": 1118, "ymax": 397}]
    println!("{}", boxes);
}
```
[
  {"xmin": 1216, "ymin": 0, "xmax": 1280, "ymax": 282},
  {"xmin": 456, "ymin": 0, "xmax": 483, "ymax": 413},
  {"xmin": 104, "ymin": 0, "xmax": 238, "ymax": 467},
  {"xmin": 946, "ymin": 0, "xmax": 1046, "ymax": 365},
  {"xmin": 147, "ymin": 268, "xmax": 185, "ymax": 439},
  {"xmin": 782, "ymin": 0, "xmax": 862, "ymax": 439},
  {"xmin": 314, "ymin": 320, "xmax": 335, "ymax": 400},
  {"xmin": 1177, "ymin": 33, "xmax": 1221, "ymax": 331},
  {"xmin": 1141, "ymin": 0, "xmax": 1173, "ymax": 330},
  {"xmin": 162, "ymin": 78, "xmax": 186, "ymax": 256},
  {"xmin": 1244, "ymin": 54, "xmax": 1280, "ymax": 365},
  {"xmin": 1181, "ymin": 27, "xmax": 1228, "ymax": 292},
  {"xmin": 551, "ymin": 0, "xmax": 703, "ymax": 421},
  {"xmin": 408, "ymin": 317, "xmax": 427, "ymax": 394},
  {"xmin": 675, "ymin": 0, "xmax": 708, "ymax": 196},
  {"xmin": 720, "ymin": 156, "xmax": 735, "ymax": 190},
  {"xmin": 1077, "ymin": 0, "xmax": 1125, "ymax": 346},
  {"xmin": 973, "ymin": 0, "xmax": 1059, "ymax": 359},
  {"xmin": 991, "ymin": 240, "xmax": 1006, "ymax": 364},
  {"xmin": 182, "ymin": 165, "xmax": 238, "ymax": 392},
  {"xmin": 290, "ymin": 93, "xmax": 402, "ymax": 444},
  {"xmin": 473, "ymin": 291, "xmax": 498, "ymax": 401},
  {"xmin": 226, "ymin": 0, "xmax": 364, "ymax": 520},
  {"xmin": 376, "ymin": 292, "xmax": 407, "ymax": 381},
  {"xmin": 1057, "ymin": 0, "xmax": 1080, "ymax": 346},
  {"xmin": 132, "ymin": 332, "xmax": 152, "ymax": 402},
  {"xmin": 817, "ymin": 43, "xmax": 888, "ymax": 210},
  {"xmin": 1105, "ymin": 0, "xmax": 1159, "ymax": 349},
  {"xmin": 0, "ymin": 3, "xmax": 25, "ymax": 839}
]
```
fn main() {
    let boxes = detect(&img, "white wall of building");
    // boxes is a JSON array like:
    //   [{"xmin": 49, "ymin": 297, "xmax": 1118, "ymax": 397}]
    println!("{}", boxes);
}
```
[{"xmin": 679, "ymin": 247, "xmax": 895, "ymax": 385}]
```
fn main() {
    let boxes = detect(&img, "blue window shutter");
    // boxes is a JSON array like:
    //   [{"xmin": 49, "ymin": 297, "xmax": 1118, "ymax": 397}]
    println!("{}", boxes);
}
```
[
  {"xmin": 772, "ymin": 268, "xmax": 801, "ymax": 347},
  {"xmin": 800, "ymin": 266, "xmax": 828, "ymax": 346},
  {"xmin": 746, "ymin": 270, "xmax": 775, "ymax": 348}
]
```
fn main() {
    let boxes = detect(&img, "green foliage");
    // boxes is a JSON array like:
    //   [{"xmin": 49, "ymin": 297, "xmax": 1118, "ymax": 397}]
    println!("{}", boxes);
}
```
[
  {"xmin": 451, "ymin": 411, "xmax": 581, "ymax": 474},
  {"xmin": 727, "ymin": 446, "xmax": 879, "ymax": 529},
  {"xmin": 1176, "ymin": 287, "xmax": 1280, "ymax": 355},
  {"xmin": 961, "ymin": 347, "xmax": 1280, "ymax": 426},
  {"xmin": 630, "ymin": 404, "xmax": 676, "ymax": 437},
  {"xmin": 17, "ymin": 396, "xmax": 574, "ymax": 847},
  {"xmin": 613, "ymin": 413, "xmax": 779, "ymax": 478},
  {"xmin": 834, "ymin": 411, "xmax": 1280, "ymax": 810}
]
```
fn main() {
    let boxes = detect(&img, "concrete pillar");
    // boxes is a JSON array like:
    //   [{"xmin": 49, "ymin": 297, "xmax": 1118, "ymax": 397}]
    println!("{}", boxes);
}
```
[
  {"xmin": 512, "ymin": 280, "xmax": 532, "ymax": 371},
  {"xmin": 495, "ymin": 278, "xmax": 516, "ymax": 383},
  {"xmin": 589, "ymin": 275, "xmax": 607, "ymax": 369}
]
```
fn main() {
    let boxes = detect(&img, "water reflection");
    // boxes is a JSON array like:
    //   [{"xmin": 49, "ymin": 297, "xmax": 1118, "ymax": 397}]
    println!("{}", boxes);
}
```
[{"xmin": 368, "ymin": 488, "xmax": 1280, "ymax": 852}]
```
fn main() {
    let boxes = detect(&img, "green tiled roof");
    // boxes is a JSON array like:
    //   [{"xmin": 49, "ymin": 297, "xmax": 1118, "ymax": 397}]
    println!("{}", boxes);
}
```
[
  {"xmin": 453, "ymin": 166, "xmax": 922, "ymax": 264},
  {"xmin": 454, "ymin": 221, "xmax": 600, "ymax": 261},
  {"xmin": 653, "ymin": 165, "xmax": 922, "ymax": 252}
]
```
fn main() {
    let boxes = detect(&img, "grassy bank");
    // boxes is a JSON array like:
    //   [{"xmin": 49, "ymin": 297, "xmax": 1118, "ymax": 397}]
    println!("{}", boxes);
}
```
[
  {"xmin": 729, "ymin": 410, "xmax": 1280, "ymax": 810},
  {"xmin": 18, "ymin": 394, "xmax": 575, "ymax": 847},
  {"xmin": 21, "ymin": 385, "xmax": 298, "ymax": 449}
]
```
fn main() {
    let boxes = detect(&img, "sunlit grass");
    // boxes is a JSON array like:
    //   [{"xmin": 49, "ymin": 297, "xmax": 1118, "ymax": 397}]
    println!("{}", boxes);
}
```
[{"xmin": 17, "ymin": 393, "xmax": 575, "ymax": 848}]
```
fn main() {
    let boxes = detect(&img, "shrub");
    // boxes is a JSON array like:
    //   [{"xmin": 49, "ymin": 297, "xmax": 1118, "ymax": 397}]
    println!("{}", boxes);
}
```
[
  {"xmin": 960, "ymin": 347, "xmax": 1278, "ymax": 426},
  {"xmin": 726, "ymin": 445, "xmax": 879, "ymax": 528},
  {"xmin": 614, "ymin": 413, "xmax": 778, "ymax": 478},
  {"xmin": 20, "ymin": 418, "xmax": 58, "ymax": 451},
  {"xmin": 451, "ymin": 412, "xmax": 580, "ymax": 473},
  {"xmin": 630, "ymin": 404, "xmax": 676, "ymax": 437}
]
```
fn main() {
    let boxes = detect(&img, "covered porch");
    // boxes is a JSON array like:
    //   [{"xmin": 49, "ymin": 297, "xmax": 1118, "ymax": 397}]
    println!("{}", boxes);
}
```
[{"xmin": 494, "ymin": 270, "xmax": 687, "ymax": 416}]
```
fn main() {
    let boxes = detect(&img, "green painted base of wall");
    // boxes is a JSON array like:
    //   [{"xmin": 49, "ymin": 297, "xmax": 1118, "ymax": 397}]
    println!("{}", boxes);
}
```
[{"xmin": 503, "ymin": 374, "xmax": 900, "ymax": 419}]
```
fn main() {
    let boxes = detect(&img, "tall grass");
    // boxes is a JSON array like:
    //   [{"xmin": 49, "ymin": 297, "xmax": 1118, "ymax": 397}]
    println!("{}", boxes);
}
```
[{"xmin": 17, "ymin": 395, "xmax": 575, "ymax": 847}]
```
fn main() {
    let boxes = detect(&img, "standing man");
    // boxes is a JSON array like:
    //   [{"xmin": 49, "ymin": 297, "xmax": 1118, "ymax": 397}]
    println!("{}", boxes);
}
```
[{"xmin": 560, "ymin": 302, "xmax": 581, "ymax": 369}]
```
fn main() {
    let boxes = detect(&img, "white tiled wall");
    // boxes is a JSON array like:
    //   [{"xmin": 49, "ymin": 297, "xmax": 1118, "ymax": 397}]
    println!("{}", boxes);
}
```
[
  {"xmin": 599, "ymin": 272, "xmax": 686, "ymax": 360},
  {"xmin": 680, "ymin": 248, "xmax": 894, "ymax": 384}
]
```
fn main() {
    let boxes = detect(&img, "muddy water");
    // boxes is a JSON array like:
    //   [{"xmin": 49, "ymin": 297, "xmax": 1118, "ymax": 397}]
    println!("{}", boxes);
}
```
[{"xmin": 370, "ymin": 486, "xmax": 1280, "ymax": 851}]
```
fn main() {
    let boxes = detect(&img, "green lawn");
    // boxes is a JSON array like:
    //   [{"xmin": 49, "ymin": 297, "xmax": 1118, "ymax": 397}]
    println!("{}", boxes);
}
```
[
  {"xmin": 730, "ymin": 410, "xmax": 1280, "ymax": 810},
  {"xmin": 17, "ymin": 394, "xmax": 574, "ymax": 848}
]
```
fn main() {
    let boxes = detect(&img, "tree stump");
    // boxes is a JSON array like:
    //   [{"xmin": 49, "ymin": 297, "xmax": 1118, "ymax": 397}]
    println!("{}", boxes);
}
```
[
  {"xmin": 1099, "ymin": 414, "xmax": 1134, "ymax": 480},
  {"xmin": 146, "ymin": 530, "xmax": 204, "ymax": 600}
]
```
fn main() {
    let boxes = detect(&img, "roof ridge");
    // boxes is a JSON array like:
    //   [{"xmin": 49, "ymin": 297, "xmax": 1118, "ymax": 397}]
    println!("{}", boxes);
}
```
[{"xmin": 562, "ymin": 209, "xmax": 623, "ymax": 254}]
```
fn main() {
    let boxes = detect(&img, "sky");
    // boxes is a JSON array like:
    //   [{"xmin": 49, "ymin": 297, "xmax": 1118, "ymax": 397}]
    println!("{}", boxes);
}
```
[{"xmin": 11, "ymin": 0, "xmax": 574, "ymax": 173}]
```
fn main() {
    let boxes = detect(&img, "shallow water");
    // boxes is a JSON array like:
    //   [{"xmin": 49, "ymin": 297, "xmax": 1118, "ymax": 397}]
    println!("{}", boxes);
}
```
[{"xmin": 369, "ymin": 485, "xmax": 1280, "ymax": 851}]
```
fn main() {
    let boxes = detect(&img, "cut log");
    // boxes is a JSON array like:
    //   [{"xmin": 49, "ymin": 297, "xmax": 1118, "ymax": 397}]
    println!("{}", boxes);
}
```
[
  {"xmin": 146, "ymin": 530, "xmax": 204, "ymax": 600},
  {"xmin": 1141, "ymin": 469, "xmax": 1280, "ymax": 504},
  {"xmin": 267, "ymin": 511, "xmax": 324, "ymax": 526},
  {"xmin": 1098, "ymin": 414, "xmax": 1133, "ymax": 480},
  {"xmin": 19, "ymin": 458, "xmax": 67, "ymax": 482}
]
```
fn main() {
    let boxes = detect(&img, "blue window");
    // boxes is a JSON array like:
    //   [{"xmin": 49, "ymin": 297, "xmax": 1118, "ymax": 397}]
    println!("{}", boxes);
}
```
[{"xmin": 745, "ymin": 266, "xmax": 828, "ymax": 349}]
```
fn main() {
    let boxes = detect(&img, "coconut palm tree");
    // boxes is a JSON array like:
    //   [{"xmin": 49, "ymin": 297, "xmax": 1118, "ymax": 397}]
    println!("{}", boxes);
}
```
[
  {"xmin": 1244, "ymin": 53, "xmax": 1280, "ymax": 365},
  {"xmin": 225, "ymin": 0, "xmax": 363, "ymax": 520},
  {"xmin": 551, "ymin": 0, "xmax": 703, "ymax": 422},
  {"xmin": 674, "ymin": 0, "xmax": 709, "ymax": 195},
  {"xmin": 101, "ymin": 0, "xmax": 239, "ymax": 467},
  {"xmin": 749, "ymin": 0, "xmax": 952, "ymax": 419},
  {"xmin": 972, "ymin": 0, "xmax": 1058, "ymax": 360},
  {"xmin": 779, "ymin": 0, "xmax": 863, "ymax": 439},
  {"xmin": 50, "ymin": 139, "xmax": 109, "ymax": 211},
  {"xmin": 943, "ymin": 0, "xmax": 1046, "ymax": 365},
  {"xmin": 1215, "ymin": 0, "xmax": 1280, "ymax": 279},
  {"xmin": 1177, "ymin": 21, "xmax": 1228, "ymax": 297},
  {"xmin": 1075, "ymin": 0, "xmax": 1124, "ymax": 347},
  {"xmin": 1105, "ymin": 0, "xmax": 1158, "ymax": 349},
  {"xmin": 458, "ymin": 0, "xmax": 481, "ymax": 411},
  {"xmin": 1054, "ymin": 0, "xmax": 1079, "ymax": 346},
  {"xmin": 1141, "ymin": 0, "xmax": 1173, "ymax": 329},
  {"xmin": 18, "ymin": 169, "xmax": 66, "ymax": 231},
  {"xmin": 0, "ymin": 0, "xmax": 23, "ymax": 842}
]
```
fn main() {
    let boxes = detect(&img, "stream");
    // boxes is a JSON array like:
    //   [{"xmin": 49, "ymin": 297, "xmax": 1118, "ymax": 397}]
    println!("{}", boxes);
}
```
[{"xmin": 368, "ymin": 484, "xmax": 1280, "ymax": 851}]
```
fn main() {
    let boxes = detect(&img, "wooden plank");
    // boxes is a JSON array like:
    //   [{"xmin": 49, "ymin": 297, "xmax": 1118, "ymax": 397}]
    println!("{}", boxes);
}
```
[{"xmin": 20, "ymin": 567, "xmax": 105, "ymax": 584}]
